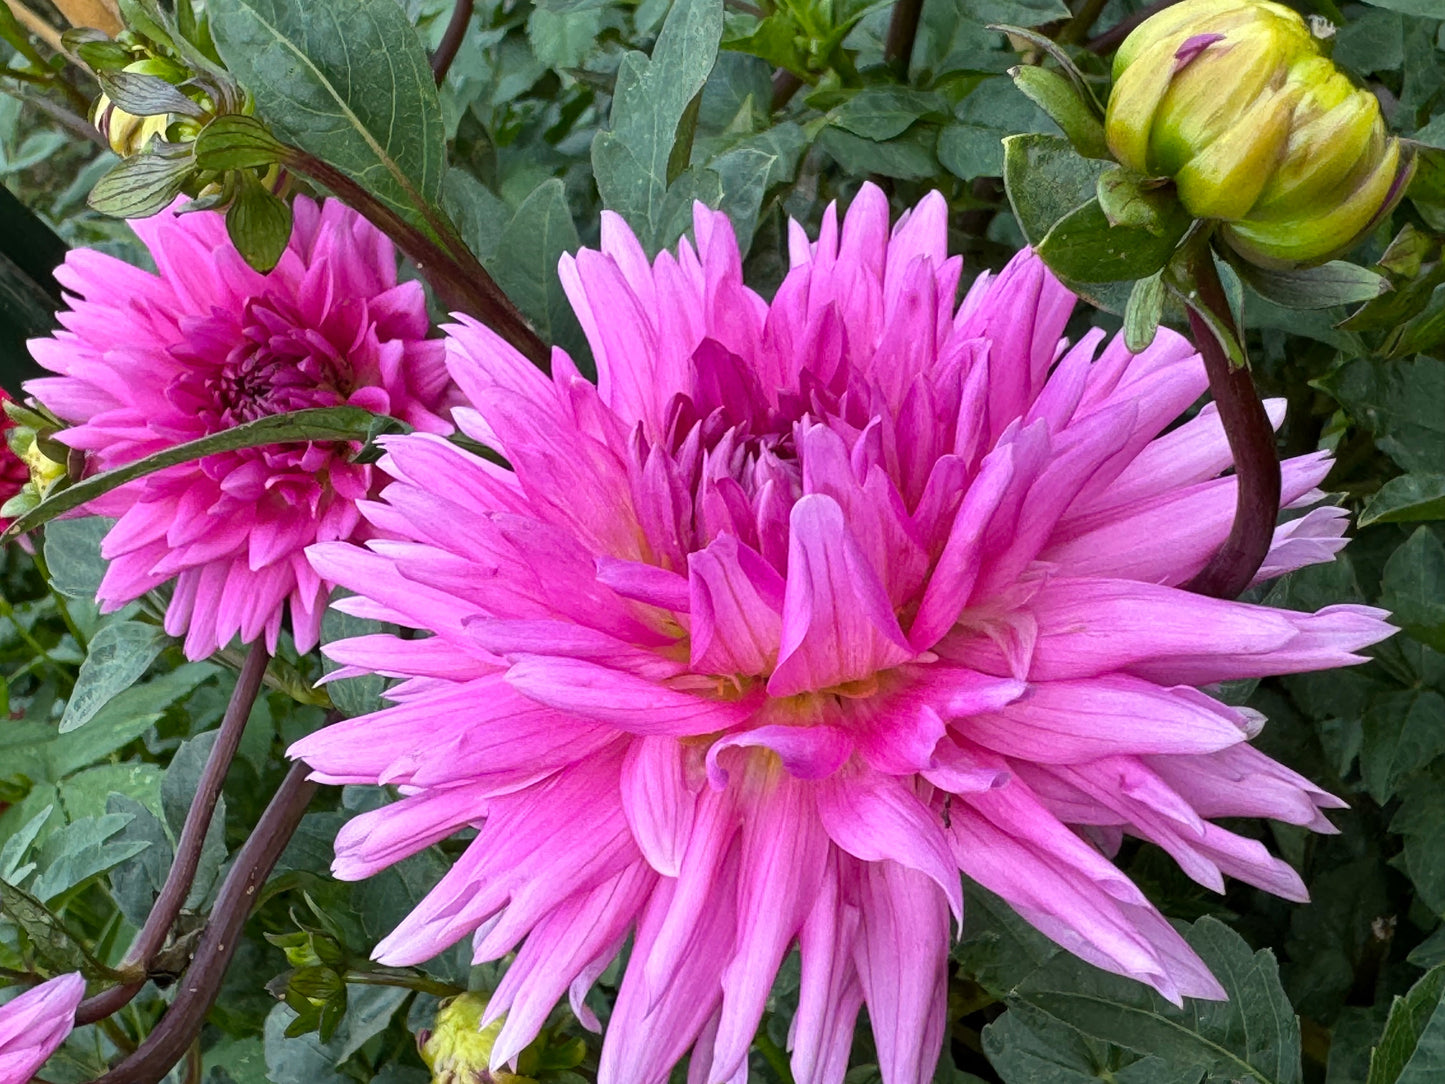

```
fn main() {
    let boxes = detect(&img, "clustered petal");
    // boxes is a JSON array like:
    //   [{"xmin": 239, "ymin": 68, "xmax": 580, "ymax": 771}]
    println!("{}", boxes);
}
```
[
  {"xmin": 292, "ymin": 185, "xmax": 1392, "ymax": 1084},
  {"xmin": 0, "ymin": 972, "xmax": 84, "ymax": 1084},
  {"xmin": 26, "ymin": 198, "xmax": 458, "ymax": 659}
]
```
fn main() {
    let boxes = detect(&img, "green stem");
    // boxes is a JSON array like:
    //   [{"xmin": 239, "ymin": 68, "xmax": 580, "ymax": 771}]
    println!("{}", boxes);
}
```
[
  {"xmin": 1056, "ymin": 0, "xmax": 1110, "ymax": 45},
  {"xmin": 343, "ymin": 969, "xmax": 464, "ymax": 999},
  {"xmin": 30, "ymin": 548, "xmax": 87, "ymax": 652},
  {"xmin": 755, "ymin": 1023, "xmax": 795, "ymax": 1084},
  {"xmin": 76, "ymin": 645, "xmax": 271, "ymax": 1026}
]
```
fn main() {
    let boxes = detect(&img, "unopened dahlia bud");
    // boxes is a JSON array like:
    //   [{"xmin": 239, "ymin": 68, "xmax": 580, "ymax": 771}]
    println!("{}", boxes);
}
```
[
  {"xmin": 92, "ymin": 59, "xmax": 206, "ymax": 157},
  {"xmin": 1106, "ymin": 0, "xmax": 1412, "ymax": 267},
  {"xmin": 417, "ymin": 994, "xmax": 535, "ymax": 1084}
]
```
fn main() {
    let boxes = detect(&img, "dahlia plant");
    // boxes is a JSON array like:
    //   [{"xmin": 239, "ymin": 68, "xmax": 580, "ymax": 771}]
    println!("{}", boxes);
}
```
[{"xmin": 293, "ymin": 188, "xmax": 1388, "ymax": 1083}]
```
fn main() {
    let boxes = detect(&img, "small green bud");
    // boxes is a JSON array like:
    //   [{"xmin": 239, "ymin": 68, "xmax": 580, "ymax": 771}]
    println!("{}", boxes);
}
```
[
  {"xmin": 418, "ymin": 994, "xmax": 536, "ymax": 1084},
  {"xmin": 92, "ymin": 58, "xmax": 212, "ymax": 158},
  {"xmin": 1105, "ymin": 0, "xmax": 1412, "ymax": 268}
]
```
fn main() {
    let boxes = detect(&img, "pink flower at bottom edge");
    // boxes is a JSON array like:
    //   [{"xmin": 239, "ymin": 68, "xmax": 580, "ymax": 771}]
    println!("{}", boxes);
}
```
[
  {"xmin": 292, "ymin": 185, "xmax": 1392, "ymax": 1084},
  {"xmin": 0, "ymin": 972, "xmax": 84, "ymax": 1084},
  {"xmin": 25, "ymin": 197, "xmax": 460, "ymax": 660}
]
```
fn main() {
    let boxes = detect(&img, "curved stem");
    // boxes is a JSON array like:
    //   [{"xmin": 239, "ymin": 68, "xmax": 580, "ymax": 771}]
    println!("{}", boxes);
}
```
[
  {"xmin": 430, "ymin": 0, "xmax": 474, "ymax": 85},
  {"xmin": 1178, "ymin": 246, "xmax": 1281, "ymax": 599},
  {"xmin": 771, "ymin": 70, "xmax": 802, "ymax": 112},
  {"xmin": 284, "ymin": 149, "xmax": 549, "ymax": 369},
  {"xmin": 76, "ymin": 644, "xmax": 270, "ymax": 1026},
  {"xmin": 88, "ymin": 762, "xmax": 320, "ymax": 1084}
]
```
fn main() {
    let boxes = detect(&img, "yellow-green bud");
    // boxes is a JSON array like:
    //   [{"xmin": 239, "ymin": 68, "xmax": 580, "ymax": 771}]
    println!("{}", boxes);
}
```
[
  {"xmin": 92, "ymin": 58, "xmax": 208, "ymax": 158},
  {"xmin": 1105, "ymin": 0, "xmax": 1413, "ymax": 268},
  {"xmin": 417, "ymin": 994, "xmax": 536, "ymax": 1084}
]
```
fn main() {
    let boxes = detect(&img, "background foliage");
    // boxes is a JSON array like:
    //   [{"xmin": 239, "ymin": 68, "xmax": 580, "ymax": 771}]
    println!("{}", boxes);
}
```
[{"xmin": 3, "ymin": 0, "xmax": 1445, "ymax": 1080}]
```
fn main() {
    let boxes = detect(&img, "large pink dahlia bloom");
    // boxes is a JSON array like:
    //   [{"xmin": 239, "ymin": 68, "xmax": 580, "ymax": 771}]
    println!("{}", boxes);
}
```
[
  {"xmin": 294, "ymin": 185, "xmax": 1391, "ymax": 1084},
  {"xmin": 26, "ymin": 198, "xmax": 457, "ymax": 659},
  {"xmin": 0, "ymin": 972, "xmax": 84, "ymax": 1084}
]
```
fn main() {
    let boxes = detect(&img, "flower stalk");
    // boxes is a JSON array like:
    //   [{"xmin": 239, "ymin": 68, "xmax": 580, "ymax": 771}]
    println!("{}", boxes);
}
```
[
  {"xmin": 76, "ymin": 643, "xmax": 271, "ymax": 1026},
  {"xmin": 1174, "ymin": 238, "xmax": 1282, "ymax": 599},
  {"xmin": 89, "ymin": 760, "xmax": 320, "ymax": 1084}
]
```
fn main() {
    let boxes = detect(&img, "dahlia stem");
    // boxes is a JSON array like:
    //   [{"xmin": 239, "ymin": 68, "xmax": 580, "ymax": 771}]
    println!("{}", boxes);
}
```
[
  {"xmin": 1176, "ymin": 243, "xmax": 1281, "ymax": 600},
  {"xmin": 75, "ymin": 644, "xmax": 270, "ymax": 1027},
  {"xmin": 884, "ymin": 0, "xmax": 924, "ymax": 77},
  {"xmin": 430, "ymin": 0, "xmax": 474, "ymax": 84},
  {"xmin": 283, "ymin": 150, "xmax": 550, "ymax": 369},
  {"xmin": 86, "ymin": 761, "xmax": 319, "ymax": 1084}
]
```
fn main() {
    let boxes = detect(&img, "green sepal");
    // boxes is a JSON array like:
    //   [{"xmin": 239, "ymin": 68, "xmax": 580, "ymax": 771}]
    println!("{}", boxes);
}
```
[
  {"xmin": 87, "ymin": 144, "xmax": 197, "ymax": 219},
  {"xmin": 225, "ymin": 171, "xmax": 293, "ymax": 273},
  {"xmin": 1009, "ymin": 65, "xmax": 1111, "ymax": 160},
  {"xmin": 1124, "ymin": 271, "xmax": 1165, "ymax": 353}
]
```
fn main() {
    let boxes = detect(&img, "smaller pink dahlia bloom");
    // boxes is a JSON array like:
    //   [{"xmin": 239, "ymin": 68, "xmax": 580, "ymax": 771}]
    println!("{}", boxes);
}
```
[
  {"xmin": 26, "ymin": 198, "xmax": 456, "ymax": 659},
  {"xmin": 295, "ymin": 186, "xmax": 1391, "ymax": 1084},
  {"xmin": 0, "ymin": 972, "xmax": 84, "ymax": 1084}
]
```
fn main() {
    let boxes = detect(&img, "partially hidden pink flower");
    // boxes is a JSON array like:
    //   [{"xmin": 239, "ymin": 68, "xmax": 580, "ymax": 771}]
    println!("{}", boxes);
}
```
[
  {"xmin": 0, "ymin": 390, "xmax": 31, "ymax": 536},
  {"xmin": 25, "ymin": 198, "xmax": 458, "ymax": 659},
  {"xmin": 0, "ymin": 972, "xmax": 84, "ymax": 1084},
  {"xmin": 292, "ymin": 184, "xmax": 1392, "ymax": 1084}
]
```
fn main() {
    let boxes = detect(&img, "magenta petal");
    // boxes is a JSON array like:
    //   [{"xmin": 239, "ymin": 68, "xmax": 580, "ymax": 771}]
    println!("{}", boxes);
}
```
[
  {"xmin": 621, "ymin": 736, "xmax": 697, "ymax": 876},
  {"xmin": 769, "ymin": 495, "xmax": 914, "ymax": 697}
]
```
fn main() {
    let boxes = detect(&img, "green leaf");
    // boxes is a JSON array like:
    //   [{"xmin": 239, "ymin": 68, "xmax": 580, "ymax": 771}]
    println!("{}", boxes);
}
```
[
  {"xmin": 0, "ymin": 879, "xmax": 98, "ymax": 975},
  {"xmin": 193, "ymin": 114, "xmax": 290, "ymax": 172},
  {"xmin": 1124, "ymin": 272, "xmax": 1164, "ymax": 353},
  {"xmin": 984, "ymin": 1004, "xmax": 1205, "ymax": 1084},
  {"xmin": 1012, "ymin": 917, "xmax": 1302, "ymax": 1084},
  {"xmin": 96, "ymin": 70, "xmax": 206, "ymax": 119},
  {"xmin": 1002, "ymin": 132, "xmax": 1106, "ymax": 250},
  {"xmin": 1359, "ymin": 689, "xmax": 1445, "ymax": 804},
  {"xmin": 106, "ymin": 794, "xmax": 172, "ymax": 927},
  {"xmin": 817, "ymin": 125, "xmax": 939, "ymax": 181},
  {"xmin": 1008, "ymin": 65, "xmax": 1108, "ymax": 160},
  {"xmin": 226, "ymin": 171, "xmax": 294, "ymax": 273},
  {"xmin": 1369, "ymin": 964, "xmax": 1445, "ymax": 1083},
  {"xmin": 43, "ymin": 517, "xmax": 114, "ymax": 601},
  {"xmin": 527, "ymin": 0, "xmax": 606, "ymax": 70},
  {"xmin": 827, "ymin": 86, "xmax": 948, "ymax": 142},
  {"xmin": 592, "ymin": 0, "xmax": 724, "ymax": 249},
  {"xmin": 319, "ymin": 595, "xmax": 395, "ymax": 719},
  {"xmin": 1233, "ymin": 259, "xmax": 1390, "ymax": 310},
  {"xmin": 485, "ymin": 179, "xmax": 585, "ymax": 362},
  {"xmin": 1381, "ymin": 528, "xmax": 1445, "ymax": 652},
  {"xmin": 1361, "ymin": 474, "xmax": 1445, "ymax": 527},
  {"xmin": 88, "ymin": 148, "xmax": 197, "ymax": 219},
  {"xmin": 1323, "ymin": 356, "xmax": 1445, "ymax": 473},
  {"xmin": 1389, "ymin": 776, "xmax": 1445, "ymax": 915},
  {"xmin": 60, "ymin": 620, "xmax": 170, "ymax": 733},
  {"xmin": 708, "ymin": 121, "xmax": 806, "ymax": 254},
  {"xmin": 974, "ymin": 0, "xmax": 1070, "ymax": 27},
  {"xmin": 1358, "ymin": 0, "xmax": 1444, "ymax": 15},
  {"xmin": 48, "ymin": 662, "xmax": 219, "ymax": 779},
  {"xmin": 208, "ymin": 0, "xmax": 448, "ymax": 239},
  {"xmin": 1036, "ymin": 197, "xmax": 1189, "ymax": 284},
  {"xmin": 4, "ymin": 407, "xmax": 403, "ymax": 538},
  {"xmin": 162, "ymin": 732, "xmax": 230, "ymax": 908},
  {"xmin": 941, "ymin": 77, "xmax": 1060, "ymax": 183},
  {"xmin": 31, "ymin": 812, "xmax": 151, "ymax": 902}
]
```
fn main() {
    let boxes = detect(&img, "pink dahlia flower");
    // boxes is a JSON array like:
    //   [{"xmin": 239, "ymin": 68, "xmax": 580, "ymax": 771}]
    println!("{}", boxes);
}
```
[
  {"xmin": 294, "ymin": 185, "xmax": 1391, "ymax": 1084},
  {"xmin": 0, "ymin": 972, "xmax": 84, "ymax": 1084},
  {"xmin": 25, "ymin": 198, "xmax": 457, "ymax": 659}
]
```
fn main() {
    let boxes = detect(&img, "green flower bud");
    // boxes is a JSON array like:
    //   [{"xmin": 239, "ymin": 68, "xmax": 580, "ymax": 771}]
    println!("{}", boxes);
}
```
[
  {"xmin": 91, "ymin": 58, "xmax": 210, "ymax": 158},
  {"xmin": 1105, "ymin": 0, "xmax": 1413, "ymax": 268},
  {"xmin": 417, "ymin": 994, "xmax": 536, "ymax": 1084}
]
